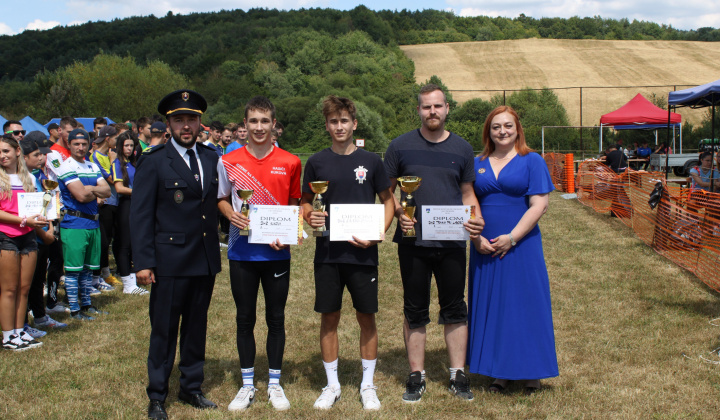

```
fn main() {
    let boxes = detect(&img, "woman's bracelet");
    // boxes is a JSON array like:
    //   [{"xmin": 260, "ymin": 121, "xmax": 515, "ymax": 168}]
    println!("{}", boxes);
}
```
[{"xmin": 19, "ymin": 215, "xmax": 27, "ymax": 228}]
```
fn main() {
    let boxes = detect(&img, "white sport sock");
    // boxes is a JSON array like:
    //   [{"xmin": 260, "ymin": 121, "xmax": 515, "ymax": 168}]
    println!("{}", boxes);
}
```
[
  {"xmin": 268, "ymin": 369, "xmax": 281, "ymax": 386},
  {"xmin": 14, "ymin": 328, "xmax": 23, "ymax": 337},
  {"xmin": 121, "ymin": 275, "xmax": 136, "ymax": 293},
  {"xmin": 421, "ymin": 370, "xmax": 426, "ymax": 382},
  {"xmin": 101, "ymin": 267, "xmax": 110, "ymax": 278},
  {"xmin": 92, "ymin": 275, "xmax": 100, "ymax": 287},
  {"xmin": 3, "ymin": 330, "xmax": 13, "ymax": 341},
  {"xmin": 323, "ymin": 359, "xmax": 340, "ymax": 387},
  {"xmin": 449, "ymin": 367, "xmax": 462, "ymax": 381},
  {"xmin": 241, "ymin": 367, "xmax": 254, "ymax": 387},
  {"xmin": 361, "ymin": 359, "xmax": 376, "ymax": 389}
]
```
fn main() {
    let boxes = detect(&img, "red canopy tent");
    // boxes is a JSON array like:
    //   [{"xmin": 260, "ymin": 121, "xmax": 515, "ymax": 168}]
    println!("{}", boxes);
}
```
[{"xmin": 599, "ymin": 93, "xmax": 682, "ymax": 152}]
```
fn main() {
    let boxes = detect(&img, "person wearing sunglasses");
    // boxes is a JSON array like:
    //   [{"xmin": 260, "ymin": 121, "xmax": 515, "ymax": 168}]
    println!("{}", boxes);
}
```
[{"xmin": 2, "ymin": 121, "xmax": 25, "ymax": 143}]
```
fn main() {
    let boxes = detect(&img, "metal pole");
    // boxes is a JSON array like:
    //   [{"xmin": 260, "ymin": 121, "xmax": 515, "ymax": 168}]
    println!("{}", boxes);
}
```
[
  {"xmin": 542, "ymin": 127, "xmax": 545, "ymax": 155},
  {"xmin": 580, "ymin": 87, "xmax": 583, "ymax": 152}
]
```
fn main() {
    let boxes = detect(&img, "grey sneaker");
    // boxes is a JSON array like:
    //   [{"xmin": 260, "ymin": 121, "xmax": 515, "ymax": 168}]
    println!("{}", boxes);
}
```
[
  {"xmin": 402, "ymin": 371, "xmax": 426, "ymax": 403},
  {"xmin": 448, "ymin": 370, "xmax": 474, "ymax": 400},
  {"xmin": 71, "ymin": 312, "xmax": 95, "ymax": 321}
]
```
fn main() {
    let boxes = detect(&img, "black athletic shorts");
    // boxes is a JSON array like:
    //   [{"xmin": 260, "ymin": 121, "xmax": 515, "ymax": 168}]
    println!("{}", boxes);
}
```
[
  {"xmin": 398, "ymin": 244, "xmax": 468, "ymax": 329},
  {"xmin": 314, "ymin": 263, "xmax": 378, "ymax": 314}
]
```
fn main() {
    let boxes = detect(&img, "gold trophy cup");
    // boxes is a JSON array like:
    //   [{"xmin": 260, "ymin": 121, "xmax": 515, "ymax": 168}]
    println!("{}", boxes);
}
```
[
  {"xmin": 41, "ymin": 179, "xmax": 59, "ymax": 218},
  {"xmin": 397, "ymin": 176, "xmax": 422, "ymax": 239},
  {"xmin": 309, "ymin": 181, "xmax": 330, "ymax": 237},
  {"xmin": 236, "ymin": 189, "xmax": 254, "ymax": 236}
]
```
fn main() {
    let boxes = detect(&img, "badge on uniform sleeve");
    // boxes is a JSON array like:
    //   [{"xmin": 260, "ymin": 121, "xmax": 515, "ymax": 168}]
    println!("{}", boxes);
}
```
[{"xmin": 174, "ymin": 190, "xmax": 184, "ymax": 203}]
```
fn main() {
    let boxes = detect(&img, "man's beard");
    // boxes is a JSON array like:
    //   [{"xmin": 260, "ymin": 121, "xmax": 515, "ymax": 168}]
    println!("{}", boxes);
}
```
[
  {"xmin": 423, "ymin": 116, "xmax": 445, "ymax": 132},
  {"xmin": 171, "ymin": 129, "xmax": 198, "ymax": 148}
]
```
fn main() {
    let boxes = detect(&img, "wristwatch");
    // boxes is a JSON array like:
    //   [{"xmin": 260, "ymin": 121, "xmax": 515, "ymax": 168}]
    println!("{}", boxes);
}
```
[{"xmin": 508, "ymin": 233, "xmax": 516, "ymax": 246}]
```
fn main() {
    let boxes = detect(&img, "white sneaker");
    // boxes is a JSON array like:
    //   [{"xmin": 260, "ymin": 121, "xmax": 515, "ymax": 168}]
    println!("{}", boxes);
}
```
[
  {"xmin": 124, "ymin": 287, "xmax": 149, "ymax": 296},
  {"xmin": 267, "ymin": 384, "xmax": 290, "ymax": 411},
  {"xmin": 89, "ymin": 287, "xmax": 101, "ymax": 296},
  {"xmin": 96, "ymin": 281, "xmax": 115, "ymax": 292},
  {"xmin": 228, "ymin": 386, "xmax": 256, "ymax": 411},
  {"xmin": 314, "ymin": 384, "xmax": 341, "ymax": 410},
  {"xmin": 360, "ymin": 386, "xmax": 381, "ymax": 411}
]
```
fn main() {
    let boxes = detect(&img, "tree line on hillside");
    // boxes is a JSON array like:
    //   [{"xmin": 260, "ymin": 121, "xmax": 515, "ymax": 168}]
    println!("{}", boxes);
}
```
[
  {"xmin": 1, "ymin": 6, "xmax": 717, "ymax": 154},
  {"xmin": 1, "ymin": 7, "xmax": 717, "ymax": 83}
]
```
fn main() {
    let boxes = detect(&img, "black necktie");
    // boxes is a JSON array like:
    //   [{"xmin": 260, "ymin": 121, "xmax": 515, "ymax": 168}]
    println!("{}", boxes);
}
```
[{"xmin": 187, "ymin": 149, "xmax": 201, "ymax": 184}]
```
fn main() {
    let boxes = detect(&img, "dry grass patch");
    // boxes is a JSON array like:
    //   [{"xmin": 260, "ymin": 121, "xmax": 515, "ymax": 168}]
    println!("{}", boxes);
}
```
[
  {"xmin": 2, "ymin": 192, "xmax": 720, "ymax": 418},
  {"xmin": 401, "ymin": 38, "xmax": 720, "ymax": 127}
]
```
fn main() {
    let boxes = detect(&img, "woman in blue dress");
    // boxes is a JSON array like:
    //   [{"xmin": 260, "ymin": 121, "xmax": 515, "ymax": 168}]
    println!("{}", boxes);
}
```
[{"xmin": 467, "ymin": 106, "xmax": 558, "ymax": 394}]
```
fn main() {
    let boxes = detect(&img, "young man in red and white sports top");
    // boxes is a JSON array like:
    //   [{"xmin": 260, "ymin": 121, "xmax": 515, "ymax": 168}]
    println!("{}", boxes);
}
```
[{"xmin": 217, "ymin": 96, "xmax": 301, "ymax": 412}]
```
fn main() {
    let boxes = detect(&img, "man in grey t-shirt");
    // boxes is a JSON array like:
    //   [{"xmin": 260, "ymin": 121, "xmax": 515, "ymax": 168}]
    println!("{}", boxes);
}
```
[{"xmin": 384, "ymin": 84, "xmax": 484, "ymax": 403}]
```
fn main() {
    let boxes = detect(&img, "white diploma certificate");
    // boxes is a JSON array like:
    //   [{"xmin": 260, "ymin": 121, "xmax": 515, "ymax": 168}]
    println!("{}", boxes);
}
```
[
  {"xmin": 329, "ymin": 204, "xmax": 385, "ymax": 242},
  {"xmin": 248, "ymin": 205, "xmax": 302, "ymax": 245},
  {"xmin": 17, "ymin": 192, "xmax": 59, "ymax": 220},
  {"xmin": 421, "ymin": 205, "xmax": 471, "ymax": 241}
]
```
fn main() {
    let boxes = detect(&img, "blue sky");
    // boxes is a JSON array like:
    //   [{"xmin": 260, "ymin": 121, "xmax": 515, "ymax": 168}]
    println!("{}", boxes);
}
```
[{"xmin": 1, "ymin": 0, "xmax": 717, "ymax": 36}]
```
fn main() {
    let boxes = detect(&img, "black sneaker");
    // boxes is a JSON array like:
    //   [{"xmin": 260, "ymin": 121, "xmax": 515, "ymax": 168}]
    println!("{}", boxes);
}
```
[
  {"xmin": 402, "ymin": 371, "xmax": 426, "ymax": 403},
  {"xmin": 449, "ymin": 370, "xmax": 474, "ymax": 400},
  {"xmin": 3, "ymin": 334, "xmax": 30, "ymax": 352},
  {"xmin": 19, "ymin": 331, "xmax": 43, "ymax": 349}
]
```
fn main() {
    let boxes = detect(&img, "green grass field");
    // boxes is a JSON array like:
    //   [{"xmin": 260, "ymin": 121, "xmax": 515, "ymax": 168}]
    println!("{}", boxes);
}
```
[{"xmin": 3, "ymin": 192, "xmax": 720, "ymax": 418}]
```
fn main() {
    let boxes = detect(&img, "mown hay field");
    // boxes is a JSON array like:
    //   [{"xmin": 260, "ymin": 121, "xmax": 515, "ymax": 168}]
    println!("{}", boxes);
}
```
[{"xmin": 402, "ymin": 38, "xmax": 720, "ymax": 127}]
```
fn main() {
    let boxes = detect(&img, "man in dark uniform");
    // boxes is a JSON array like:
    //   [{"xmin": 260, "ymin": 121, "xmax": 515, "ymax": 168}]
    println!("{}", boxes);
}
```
[{"xmin": 130, "ymin": 89, "xmax": 221, "ymax": 420}]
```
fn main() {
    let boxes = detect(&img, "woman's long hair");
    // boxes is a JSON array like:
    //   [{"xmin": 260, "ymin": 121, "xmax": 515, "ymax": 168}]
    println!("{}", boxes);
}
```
[
  {"xmin": 0, "ymin": 136, "xmax": 36, "ymax": 199},
  {"xmin": 117, "ymin": 131, "xmax": 138, "ymax": 188},
  {"xmin": 480, "ymin": 106, "xmax": 533, "ymax": 160}
]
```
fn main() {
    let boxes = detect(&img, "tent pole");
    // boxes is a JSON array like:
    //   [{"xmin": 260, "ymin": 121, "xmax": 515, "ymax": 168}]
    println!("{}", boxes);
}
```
[
  {"xmin": 712, "ymin": 97, "xmax": 716, "ymax": 191},
  {"xmin": 665, "ymin": 107, "xmax": 671, "ymax": 180},
  {"xmin": 599, "ymin": 125, "xmax": 603, "ymax": 154},
  {"xmin": 542, "ymin": 127, "xmax": 545, "ymax": 155}
]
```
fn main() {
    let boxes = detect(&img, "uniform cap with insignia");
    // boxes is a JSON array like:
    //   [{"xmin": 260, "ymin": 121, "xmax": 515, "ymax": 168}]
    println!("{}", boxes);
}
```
[
  {"xmin": 68, "ymin": 128, "xmax": 90, "ymax": 142},
  {"xmin": 157, "ymin": 89, "xmax": 207, "ymax": 117}
]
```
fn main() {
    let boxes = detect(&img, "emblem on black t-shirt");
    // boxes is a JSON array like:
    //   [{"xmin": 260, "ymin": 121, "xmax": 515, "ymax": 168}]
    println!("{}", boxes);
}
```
[{"xmin": 354, "ymin": 165, "xmax": 368, "ymax": 184}]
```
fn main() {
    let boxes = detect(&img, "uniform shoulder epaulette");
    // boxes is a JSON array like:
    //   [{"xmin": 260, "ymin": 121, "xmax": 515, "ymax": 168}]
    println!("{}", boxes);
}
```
[{"xmin": 143, "ymin": 144, "xmax": 165, "ymax": 154}]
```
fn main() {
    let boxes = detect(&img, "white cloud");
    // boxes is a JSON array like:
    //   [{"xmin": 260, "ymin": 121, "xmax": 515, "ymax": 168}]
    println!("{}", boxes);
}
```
[
  {"xmin": 24, "ymin": 19, "xmax": 61, "ymax": 31},
  {"xmin": 451, "ymin": 0, "xmax": 720, "ymax": 30},
  {"xmin": 64, "ymin": 0, "xmax": 307, "ymax": 23},
  {"xmin": 0, "ymin": 22, "xmax": 15, "ymax": 36}
]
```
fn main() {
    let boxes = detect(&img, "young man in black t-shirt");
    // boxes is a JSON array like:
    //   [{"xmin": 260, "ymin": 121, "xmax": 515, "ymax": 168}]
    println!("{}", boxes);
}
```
[{"xmin": 301, "ymin": 95, "xmax": 394, "ymax": 411}]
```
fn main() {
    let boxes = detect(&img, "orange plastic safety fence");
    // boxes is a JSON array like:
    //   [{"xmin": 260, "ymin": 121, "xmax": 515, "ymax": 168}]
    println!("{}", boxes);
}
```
[
  {"xmin": 574, "ymin": 160, "xmax": 720, "ymax": 291},
  {"xmin": 544, "ymin": 153, "xmax": 571, "ymax": 192}
]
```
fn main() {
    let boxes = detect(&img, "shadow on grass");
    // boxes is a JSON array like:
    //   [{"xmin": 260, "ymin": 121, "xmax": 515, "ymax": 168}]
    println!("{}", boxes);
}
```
[{"xmin": 641, "ymin": 294, "xmax": 720, "ymax": 318}]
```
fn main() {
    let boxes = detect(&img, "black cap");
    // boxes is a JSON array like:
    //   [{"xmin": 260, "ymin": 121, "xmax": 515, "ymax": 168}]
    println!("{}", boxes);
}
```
[
  {"xmin": 157, "ymin": 89, "xmax": 207, "ymax": 117},
  {"xmin": 150, "ymin": 121, "xmax": 167, "ymax": 133},
  {"xmin": 47, "ymin": 123, "xmax": 59, "ymax": 131},
  {"xmin": 95, "ymin": 125, "xmax": 118, "ymax": 143},
  {"xmin": 20, "ymin": 138, "xmax": 39, "ymax": 155},
  {"xmin": 25, "ymin": 131, "xmax": 52, "ymax": 154},
  {"xmin": 68, "ymin": 128, "xmax": 90, "ymax": 142}
]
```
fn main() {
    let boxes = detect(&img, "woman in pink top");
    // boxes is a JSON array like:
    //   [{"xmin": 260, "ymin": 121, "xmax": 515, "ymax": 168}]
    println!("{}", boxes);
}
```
[{"xmin": 0, "ymin": 135, "xmax": 47, "ymax": 351}]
